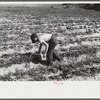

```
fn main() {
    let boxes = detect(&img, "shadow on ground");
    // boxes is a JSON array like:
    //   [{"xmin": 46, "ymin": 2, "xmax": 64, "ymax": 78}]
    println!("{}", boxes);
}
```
[
  {"xmin": 0, "ymin": 51, "xmax": 60, "ymax": 68},
  {"xmin": 0, "ymin": 52, "xmax": 47, "ymax": 67}
]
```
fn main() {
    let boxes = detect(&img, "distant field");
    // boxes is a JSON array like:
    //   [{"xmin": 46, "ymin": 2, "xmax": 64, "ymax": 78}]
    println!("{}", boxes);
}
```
[{"xmin": 1, "ymin": 5, "xmax": 100, "ymax": 81}]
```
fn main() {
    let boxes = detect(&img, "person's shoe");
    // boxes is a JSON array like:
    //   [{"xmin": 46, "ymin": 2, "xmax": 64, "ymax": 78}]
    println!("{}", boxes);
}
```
[
  {"xmin": 57, "ymin": 57, "xmax": 62, "ymax": 61},
  {"xmin": 46, "ymin": 62, "xmax": 53, "ymax": 66}
]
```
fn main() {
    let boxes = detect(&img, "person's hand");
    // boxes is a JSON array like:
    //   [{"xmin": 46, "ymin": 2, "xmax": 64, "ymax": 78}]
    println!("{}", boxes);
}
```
[
  {"xmin": 41, "ymin": 53, "xmax": 46, "ymax": 61},
  {"xmin": 42, "ymin": 53, "xmax": 46, "ymax": 58},
  {"xmin": 38, "ymin": 53, "xmax": 46, "ymax": 61}
]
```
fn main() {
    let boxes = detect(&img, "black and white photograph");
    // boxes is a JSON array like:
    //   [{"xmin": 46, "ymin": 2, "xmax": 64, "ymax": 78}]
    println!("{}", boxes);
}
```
[{"xmin": 1, "ymin": 2, "xmax": 100, "ymax": 81}]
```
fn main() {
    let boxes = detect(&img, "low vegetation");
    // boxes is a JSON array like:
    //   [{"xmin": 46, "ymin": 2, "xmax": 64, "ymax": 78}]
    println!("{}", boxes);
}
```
[{"xmin": 0, "ymin": 4, "xmax": 100, "ymax": 81}]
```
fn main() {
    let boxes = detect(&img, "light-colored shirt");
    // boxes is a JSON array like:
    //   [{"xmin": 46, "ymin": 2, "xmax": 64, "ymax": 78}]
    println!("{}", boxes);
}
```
[{"xmin": 38, "ymin": 34, "xmax": 52, "ymax": 43}]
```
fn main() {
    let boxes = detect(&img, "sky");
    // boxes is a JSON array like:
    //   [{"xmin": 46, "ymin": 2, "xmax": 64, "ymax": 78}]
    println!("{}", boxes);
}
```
[{"xmin": 0, "ymin": 3, "xmax": 61, "ymax": 7}]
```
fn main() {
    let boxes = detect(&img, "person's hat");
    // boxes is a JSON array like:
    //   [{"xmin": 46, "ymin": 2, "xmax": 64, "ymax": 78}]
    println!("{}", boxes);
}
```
[{"xmin": 30, "ymin": 33, "xmax": 38, "ymax": 43}]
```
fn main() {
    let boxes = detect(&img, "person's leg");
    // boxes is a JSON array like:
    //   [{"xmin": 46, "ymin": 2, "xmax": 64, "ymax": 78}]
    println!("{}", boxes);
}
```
[
  {"xmin": 47, "ymin": 34, "xmax": 57, "ymax": 66},
  {"xmin": 47, "ymin": 44, "xmax": 55, "ymax": 66},
  {"xmin": 53, "ymin": 50, "xmax": 62, "ymax": 61}
]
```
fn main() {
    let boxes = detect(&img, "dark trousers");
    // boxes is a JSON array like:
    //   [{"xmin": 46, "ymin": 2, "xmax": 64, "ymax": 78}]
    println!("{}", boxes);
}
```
[{"xmin": 47, "ymin": 34, "xmax": 61, "ymax": 66}]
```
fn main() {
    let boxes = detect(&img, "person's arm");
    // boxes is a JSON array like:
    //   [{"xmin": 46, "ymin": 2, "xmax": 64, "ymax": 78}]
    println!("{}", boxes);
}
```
[
  {"xmin": 38, "ymin": 41, "xmax": 48, "ymax": 59},
  {"xmin": 42, "ymin": 41, "xmax": 49, "ymax": 55},
  {"xmin": 38, "ymin": 43, "xmax": 42, "ymax": 54}
]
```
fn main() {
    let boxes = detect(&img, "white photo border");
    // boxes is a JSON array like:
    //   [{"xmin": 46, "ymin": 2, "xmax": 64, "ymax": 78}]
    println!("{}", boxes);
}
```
[{"xmin": 0, "ymin": 1, "xmax": 100, "ymax": 99}]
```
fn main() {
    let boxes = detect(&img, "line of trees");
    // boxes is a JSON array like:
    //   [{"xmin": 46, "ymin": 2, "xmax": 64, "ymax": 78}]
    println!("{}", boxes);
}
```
[{"xmin": 62, "ymin": 4, "xmax": 100, "ymax": 11}]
